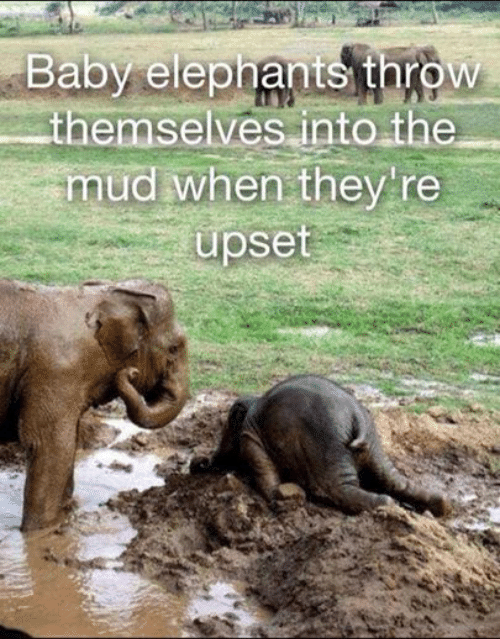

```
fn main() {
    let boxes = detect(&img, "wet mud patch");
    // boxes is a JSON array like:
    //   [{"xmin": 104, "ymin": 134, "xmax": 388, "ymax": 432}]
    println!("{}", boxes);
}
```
[
  {"xmin": 112, "ymin": 389, "xmax": 238, "ymax": 475},
  {"xmin": 1, "ymin": 388, "xmax": 499, "ymax": 637},
  {"xmin": 107, "ymin": 390, "xmax": 500, "ymax": 638},
  {"xmin": 0, "ymin": 407, "xmax": 186, "ymax": 638}
]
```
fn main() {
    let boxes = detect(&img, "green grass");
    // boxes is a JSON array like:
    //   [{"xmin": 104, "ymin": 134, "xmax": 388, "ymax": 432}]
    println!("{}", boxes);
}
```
[
  {"xmin": 0, "ymin": 20, "xmax": 498, "ymax": 410},
  {"xmin": 1, "ymin": 97, "xmax": 499, "ymax": 141},
  {"xmin": 0, "ymin": 139, "xmax": 498, "ymax": 404}
]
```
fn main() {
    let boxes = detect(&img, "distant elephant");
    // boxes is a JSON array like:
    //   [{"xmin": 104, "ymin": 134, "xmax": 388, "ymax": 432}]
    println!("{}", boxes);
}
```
[
  {"xmin": 255, "ymin": 55, "xmax": 295, "ymax": 107},
  {"xmin": 191, "ymin": 374, "xmax": 450, "ymax": 517},
  {"xmin": 341, "ymin": 42, "xmax": 441, "ymax": 104},
  {"xmin": 378, "ymin": 44, "xmax": 441, "ymax": 102},
  {"xmin": 0, "ymin": 278, "xmax": 189, "ymax": 531},
  {"xmin": 340, "ymin": 42, "xmax": 383, "ymax": 104}
]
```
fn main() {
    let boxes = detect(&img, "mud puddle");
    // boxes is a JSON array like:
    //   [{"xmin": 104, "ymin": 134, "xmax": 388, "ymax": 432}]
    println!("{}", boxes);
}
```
[
  {"xmin": 107, "ymin": 389, "xmax": 500, "ymax": 638},
  {"xmin": 469, "ymin": 332, "xmax": 500, "ymax": 347},
  {"xmin": 0, "ymin": 431, "xmax": 183, "ymax": 637},
  {"xmin": 0, "ymin": 412, "xmax": 264, "ymax": 638},
  {"xmin": 1, "ymin": 387, "xmax": 500, "ymax": 637}
]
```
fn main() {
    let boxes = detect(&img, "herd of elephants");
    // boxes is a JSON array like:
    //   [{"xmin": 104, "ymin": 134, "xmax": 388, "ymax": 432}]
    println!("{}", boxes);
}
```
[
  {"xmin": 0, "ymin": 278, "xmax": 450, "ymax": 532},
  {"xmin": 254, "ymin": 43, "xmax": 441, "ymax": 106},
  {"xmin": 0, "ymin": 38, "xmax": 449, "ymax": 536}
]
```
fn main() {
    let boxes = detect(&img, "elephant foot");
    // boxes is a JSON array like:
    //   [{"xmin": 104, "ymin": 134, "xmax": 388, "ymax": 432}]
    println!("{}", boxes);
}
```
[
  {"xmin": 396, "ymin": 491, "xmax": 452, "ymax": 518},
  {"xmin": 21, "ymin": 508, "xmax": 70, "ymax": 535},
  {"xmin": 425, "ymin": 494, "xmax": 453, "ymax": 518}
]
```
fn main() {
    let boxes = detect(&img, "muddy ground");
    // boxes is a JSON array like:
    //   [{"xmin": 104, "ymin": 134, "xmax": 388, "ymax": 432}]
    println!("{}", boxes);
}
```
[
  {"xmin": 95, "ymin": 389, "xmax": 500, "ymax": 636},
  {"xmin": 1, "ymin": 386, "xmax": 500, "ymax": 637}
]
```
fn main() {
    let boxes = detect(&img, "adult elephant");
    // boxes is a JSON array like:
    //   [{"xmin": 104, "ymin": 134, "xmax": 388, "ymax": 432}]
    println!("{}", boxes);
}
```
[
  {"xmin": 378, "ymin": 44, "xmax": 441, "ymax": 102},
  {"xmin": 0, "ymin": 278, "xmax": 189, "ymax": 532},
  {"xmin": 255, "ymin": 55, "xmax": 295, "ymax": 107},
  {"xmin": 340, "ymin": 42, "xmax": 441, "ymax": 104},
  {"xmin": 340, "ymin": 42, "xmax": 383, "ymax": 105}
]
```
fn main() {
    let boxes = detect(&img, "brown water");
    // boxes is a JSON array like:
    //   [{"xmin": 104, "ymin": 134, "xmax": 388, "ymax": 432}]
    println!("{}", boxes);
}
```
[{"xmin": 0, "ymin": 419, "xmax": 264, "ymax": 638}]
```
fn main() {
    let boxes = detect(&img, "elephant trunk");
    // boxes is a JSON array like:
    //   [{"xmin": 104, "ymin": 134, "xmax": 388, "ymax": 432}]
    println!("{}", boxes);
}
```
[
  {"xmin": 116, "ymin": 331, "xmax": 189, "ymax": 430},
  {"xmin": 426, "ymin": 62, "xmax": 440, "ymax": 101}
]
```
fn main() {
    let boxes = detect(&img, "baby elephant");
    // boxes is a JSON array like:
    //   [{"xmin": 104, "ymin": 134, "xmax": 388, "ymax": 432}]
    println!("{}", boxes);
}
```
[{"xmin": 192, "ymin": 375, "xmax": 450, "ymax": 517}]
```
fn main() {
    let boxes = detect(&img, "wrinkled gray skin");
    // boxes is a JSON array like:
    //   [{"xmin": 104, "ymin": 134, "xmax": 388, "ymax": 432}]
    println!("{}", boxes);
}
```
[
  {"xmin": 255, "ymin": 55, "xmax": 295, "ymax": 107},
  {"xmin": 340, "ymin": 42, "xmax": 441, "ymax": 104},
  {"xmin": 192, "ymin": 374, "xmax": 450, "ymax": 517},
  {"xmin": 0, "ymin": 279, "xmax": 189, "ymax": 531}
]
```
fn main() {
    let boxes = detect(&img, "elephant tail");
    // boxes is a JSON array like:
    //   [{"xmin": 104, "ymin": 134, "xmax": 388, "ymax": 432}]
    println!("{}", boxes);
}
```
[
  {"xmin": 348, "ymin": 409, "xmax": 374, "ymax": 454},
  {"xmin": 349, "ymin": 438, "xmax": 367, "ymax": 450}
]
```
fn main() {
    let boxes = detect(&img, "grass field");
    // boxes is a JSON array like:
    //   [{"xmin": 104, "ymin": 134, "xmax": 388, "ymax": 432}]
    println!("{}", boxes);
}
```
[{"xmin": 0, "ymin": 19, "xmax": 499, "ymax": 408}]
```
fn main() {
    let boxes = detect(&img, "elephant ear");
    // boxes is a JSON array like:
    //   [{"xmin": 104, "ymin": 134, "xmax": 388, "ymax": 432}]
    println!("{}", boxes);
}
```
[
  {"xmin": 228, "ymin": 396, "xmax": 258, "ymax": 431},
  {"xmin": 340, "ymin": 43, "xmax": 353, "ymax": 67},
  {"xmin": 86, "ymin": 289, "xmax": 157, "ymax": 365},
  {"xmin": 416, "ymin": 47, "xmax": 435, "ymax": 65}
]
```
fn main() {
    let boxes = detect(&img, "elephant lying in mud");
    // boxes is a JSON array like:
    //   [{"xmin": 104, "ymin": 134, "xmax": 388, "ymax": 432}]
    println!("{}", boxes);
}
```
[
  {"xmin": 255, "ymin": 55, "xmax": 295, "ymax": 107},
  {"xmin": 0, "ymin": 279, "xmax": 189, "ymax": 531},
  {"xmin": 191, "ymin": 375, "xmax": 450, "ymax": 517},
  {"xmin": 340, "ymin": 42, "xmax": 441, "ymax": 104}
]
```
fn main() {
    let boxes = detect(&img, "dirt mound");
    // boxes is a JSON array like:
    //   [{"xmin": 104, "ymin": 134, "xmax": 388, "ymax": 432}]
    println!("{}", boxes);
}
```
[
  {"xmin": 376, "ymin": 405, "xmax": 500, "ymax": 461},
  {"xmin": 107, "ymin": 390, "xmax": 500, "ymax": 637},
  {"xmin": 109, "ymin": 470, "xmax": 500, "ymax": 637},
  {"xmin": 0, "ymin": 60, "xmax": 466, "ymax": 102}
]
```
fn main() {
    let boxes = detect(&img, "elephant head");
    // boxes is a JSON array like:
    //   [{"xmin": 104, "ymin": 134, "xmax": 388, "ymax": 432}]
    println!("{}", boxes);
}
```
[
  {"xmin": 210, "ymin": 396, "xmax": 258, "ymax": 467},
  {"xmin": 340, "ymin": 42, "xmax": 355, "ymax": 70},
  {"xmin": 339, "ymin": 43, "xmax": 378, "ymax": 102},
  {"xmin": 85, "ymin": 280, "xmax": 189, "ymax": 430},
  {"xmin": 0, "ymin": 278, "xmax": 189, "ymax": 532},
  {"xmin": 190, "ymin": 395, "xmax": 258, "ymax": 474},
  {"xmin": 415, "ymin": 45, "xmax": 441, "ymax": 101}
]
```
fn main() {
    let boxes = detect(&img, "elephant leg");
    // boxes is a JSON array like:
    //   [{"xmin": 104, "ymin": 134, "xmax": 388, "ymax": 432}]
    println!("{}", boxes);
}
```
[
  {"xmin": 404, "ymin": 86, "xmax": 412, "ymax": 103},
  {"xmin": 317, "ymin": 459, "xmax": 394, "ymax": 513},
  {"xmin": 264, "ymin": 90, "xmax": 273, "ymax": 107},
  {"xmin": 357, "ymin": 86, "xmax": 367, "ymax": 105},
  {"xmin": 240, "ymin": 432, "xmax": 280, "ymax": 502},
  {"xmin": 277, "ymin": 88, "xmax": 288, "ymax": 108},
  {"xmin": 360, "ymin": 451, "xmax": 451, "ymax": 517},
  {"xmin": 63, "ymin": 471, "xmax": 75, "ymax": 504},
  {"xmin": 19, "ymin": 395, "xmax": 79, "ymax": 532},
  {"xmin": 255, "ymin": 88, "xmax": 263, "ymax": 107},
  {"xmin": 374, "ymin": 87, "xmax": 383, "ymax": 104},
  {"xmin": 415, "ymin": 81, "xmax": 425, "ymax": 103},
  {"xmin": 352, "ymin": 69, "xmax": 360, "ymax": 97},
  {"xmin": 332, "ymin": 482, "xmax": 394, "ymax": 513},
  {"xmin": 287, "ymin": 87, "xmax": 295, "ymax": 107}
]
